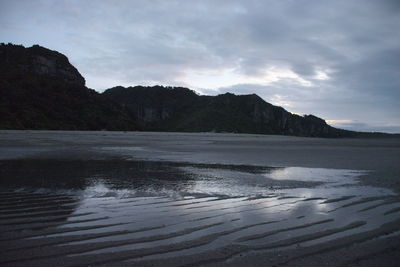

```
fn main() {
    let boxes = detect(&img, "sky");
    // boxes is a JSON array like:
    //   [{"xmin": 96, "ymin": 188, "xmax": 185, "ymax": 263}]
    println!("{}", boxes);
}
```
[{"xmin": 1, "ymin": 0, "xmax": 399, "ymax": 133}]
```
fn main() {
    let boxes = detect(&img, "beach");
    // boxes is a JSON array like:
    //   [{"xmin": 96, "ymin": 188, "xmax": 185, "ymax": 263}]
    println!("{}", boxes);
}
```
[{"xmin": 0, "ymin": 131, "xmax": 399, "ymax": 266}]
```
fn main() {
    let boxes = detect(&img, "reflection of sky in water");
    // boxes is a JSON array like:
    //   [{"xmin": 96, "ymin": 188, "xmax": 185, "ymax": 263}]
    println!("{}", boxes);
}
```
[
  {"xmin": 267, "ymin": 167, "xmax": 368, "ymax": 185},
  {"xmin": 3, "ymin": 160, "xmax": 398, "ymax": 265},
  {"xmin": 0, "ymin": 160, "xmax": 378, "ymax": 196},
  {"xmin": 63, "ymin": 163, "xmax": 396, "ymax": 243},
  {"xmin": 16, "ymin": 161, "xmax": 387, "ymax": 201},
  {"xmin": 66, "ymin": 164, "xmax": 395, "ymax": 229},
  {"xmin": 1, "ymin": 160, "xmax": 395, "ymax": 211},
  {"xmin": 72, "ymin": 167, "xmax": 344, "ymax": 199}
]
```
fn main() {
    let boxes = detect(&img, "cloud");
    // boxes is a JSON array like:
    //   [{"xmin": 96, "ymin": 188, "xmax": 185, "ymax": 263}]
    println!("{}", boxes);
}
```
[{"xmin": 0, "ymin": 0, "xmax": 399, "ymax": 132}]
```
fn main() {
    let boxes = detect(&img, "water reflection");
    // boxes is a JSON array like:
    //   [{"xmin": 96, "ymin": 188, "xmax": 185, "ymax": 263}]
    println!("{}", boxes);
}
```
[
  {"xmin": 0, "ymin": 159, "xmax": 395, "ymax": 200},
  {"xmin": 0, "ymin": 160, "xmax": 321, "ymax": 197},
  {"xmin": 267, "ymin": 167, "xmax": 367, "ymax": 185},
  {"xmin": 0, "ymin": 160, "xmax": 200, "ymax": 194},
  {"xmin": 1, "ymin": 159, "xmax": 399, "ymax": 266}
]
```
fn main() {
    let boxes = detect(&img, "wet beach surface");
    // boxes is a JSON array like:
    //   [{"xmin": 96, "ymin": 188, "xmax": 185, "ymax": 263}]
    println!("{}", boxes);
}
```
[{"xmin": 0, "ymin": 131, "xmax": 400, "ymax": 266}]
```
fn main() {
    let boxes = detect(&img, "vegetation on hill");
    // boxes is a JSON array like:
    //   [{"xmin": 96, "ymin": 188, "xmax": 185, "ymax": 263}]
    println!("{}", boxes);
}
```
[
  {"xmin": 1, "ymin": 43, "xmax": 395, "ymax": 137},
  {"xmin": 103, "ymin": 86, "xmax": 355, "ymax": 137},
  {"xmin": 0, "ymin": 43, "xmax": 138, "ymax": 130}
]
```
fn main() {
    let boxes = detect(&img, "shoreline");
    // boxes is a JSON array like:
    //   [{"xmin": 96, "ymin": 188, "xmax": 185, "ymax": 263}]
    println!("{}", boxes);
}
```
[{"xmin": 0, "ymin": 130, "xmax": 399, "ymax": 266}]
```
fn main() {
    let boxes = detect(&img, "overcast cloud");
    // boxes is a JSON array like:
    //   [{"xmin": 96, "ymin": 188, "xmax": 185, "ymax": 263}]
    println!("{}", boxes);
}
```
[{"xmin": 1, "ymin": 0, "xmax": 399, "ymax": 132}]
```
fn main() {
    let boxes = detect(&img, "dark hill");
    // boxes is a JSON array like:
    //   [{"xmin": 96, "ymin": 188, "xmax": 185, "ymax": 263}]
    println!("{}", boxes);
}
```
[
  {"xmin": 1, "ymin": 43, "xmax": 394, "ymax": 137},
  {"xmin": 0, "ymin": 43, "xmax": 138, "ymax": 130},
  {"xmin": 103, "ymin": 86, "xmax": 355, "ymax": 137}
]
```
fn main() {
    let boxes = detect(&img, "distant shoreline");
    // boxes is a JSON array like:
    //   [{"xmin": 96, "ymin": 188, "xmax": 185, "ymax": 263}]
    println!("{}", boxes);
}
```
[{"xmin": 1, "ymin": 129, "xmax": 399, "ymax": 139}]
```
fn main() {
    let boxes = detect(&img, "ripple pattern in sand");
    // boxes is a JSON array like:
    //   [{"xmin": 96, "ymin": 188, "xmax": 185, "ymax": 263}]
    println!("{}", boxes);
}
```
[{"xmin": 1, "ymin": 186, "xmax": 400, "ymax": 266}]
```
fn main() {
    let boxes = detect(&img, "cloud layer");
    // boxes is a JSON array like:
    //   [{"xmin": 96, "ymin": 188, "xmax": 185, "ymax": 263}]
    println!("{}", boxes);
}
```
[{"xmin": 1, "ymin": 0, "xmax": 399, "ymax": 132}]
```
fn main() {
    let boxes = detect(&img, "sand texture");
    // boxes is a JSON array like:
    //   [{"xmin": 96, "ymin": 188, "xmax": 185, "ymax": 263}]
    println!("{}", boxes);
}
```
[{"xmin": 0, "ymin": 130, "xmax": 399, "ymax": 266}]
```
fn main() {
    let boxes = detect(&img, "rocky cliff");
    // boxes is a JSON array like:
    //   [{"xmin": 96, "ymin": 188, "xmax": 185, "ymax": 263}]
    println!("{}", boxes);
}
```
[
  {"xmin": 103, "ymin": 86, "xmax": 354, "ymax": 137},
  {"xmin": 1, "ymin": 43, "xmax": 390, "ymax": 137},
  {"xmin": 0, "ymin": 44, "xmax": 85, "ymax": 86},
  {"xmin": 0, "ymin": 43, "xmax": 137, "ymax": 130}
]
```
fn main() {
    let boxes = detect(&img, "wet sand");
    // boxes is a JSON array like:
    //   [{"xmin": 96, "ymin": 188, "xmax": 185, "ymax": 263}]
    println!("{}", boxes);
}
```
[{"xmin": 0, "ymin": 130, "xmax": 399, "ymax": 266}]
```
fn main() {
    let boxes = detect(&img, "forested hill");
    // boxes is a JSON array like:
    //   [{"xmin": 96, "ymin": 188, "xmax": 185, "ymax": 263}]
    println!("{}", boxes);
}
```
[
  {"xmin": 0, "ymin": 43, "xmax": 138, "ymax": 130},
  {"xmin": 103, "ymin": 86, "xmax": 355, "ymax": 137},
  {"xmin": 1, "ymin": 43, "xmax": 393, "ymax": 138}
]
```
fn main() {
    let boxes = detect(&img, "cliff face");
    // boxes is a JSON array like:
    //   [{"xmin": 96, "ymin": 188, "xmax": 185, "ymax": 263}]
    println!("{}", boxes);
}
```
[
  {"xmin": 0, "ymin": 44, "xmax": 85, "ymax": 86},
  {"xmin": 0, "ymin": 43, "xmax": 377, "ymax": 137},
  {"xmin": 102, "ymin": 85, "xmax": 198, "ymax": 124},
  {"xmin": 103, "ymin": 86, "xmax": 354, "ymax": 137},
  {"xmin": 0, "ymin": 44, "xmax": 137, "ymax": 130}
]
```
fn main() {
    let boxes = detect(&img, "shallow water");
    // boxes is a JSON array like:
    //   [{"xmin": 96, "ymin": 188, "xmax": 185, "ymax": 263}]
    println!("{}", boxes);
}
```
[{"xmin": 1, "ymin": 159, "xmax": 399, "ymax": 266}]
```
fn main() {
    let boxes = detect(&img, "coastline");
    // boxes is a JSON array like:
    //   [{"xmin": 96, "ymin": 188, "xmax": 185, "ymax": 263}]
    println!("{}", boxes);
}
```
[{"xmin": 0, "ymin": 130, "xmax": 399, "ymax": 266}]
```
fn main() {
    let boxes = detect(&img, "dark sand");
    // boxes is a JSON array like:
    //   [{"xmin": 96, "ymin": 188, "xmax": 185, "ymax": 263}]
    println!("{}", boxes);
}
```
[{"xmin": 0, "ymin": 130, "xmax": 399, "ymax": 266}]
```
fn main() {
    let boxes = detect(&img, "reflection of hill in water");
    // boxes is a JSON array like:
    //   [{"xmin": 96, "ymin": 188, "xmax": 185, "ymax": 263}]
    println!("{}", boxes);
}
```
[
  {"xmin": 1, "ymin": 160, "xmax": 400, "ymax": 266},
  {"xmin": 0, "ymin": 160, "xmax": 199, "ymax": 192},
  {"xmin": 0, "ymin": 160, "xmax": 323, "ymax": 197}
]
